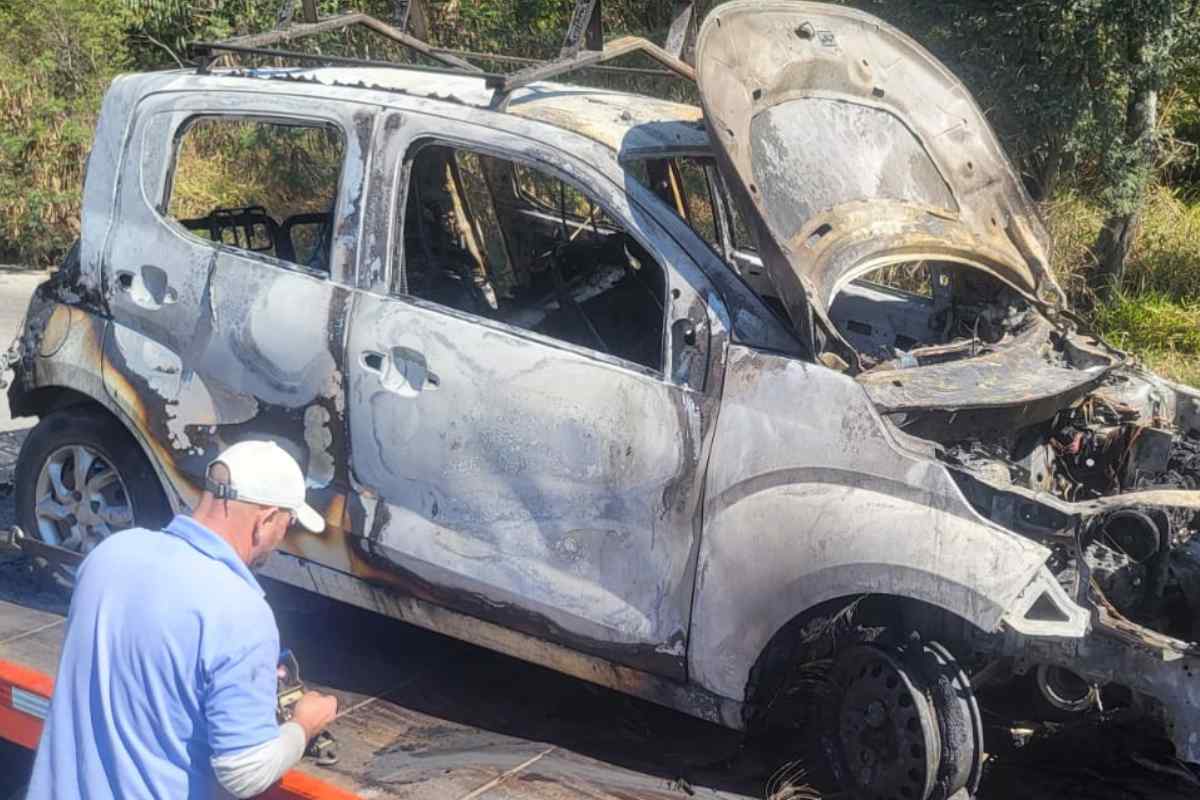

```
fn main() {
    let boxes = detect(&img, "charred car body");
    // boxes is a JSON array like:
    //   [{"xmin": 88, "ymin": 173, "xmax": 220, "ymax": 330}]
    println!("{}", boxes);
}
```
[{"xmin": 4, "ymin": 3, "xmax": 1200, "ymax": 798}]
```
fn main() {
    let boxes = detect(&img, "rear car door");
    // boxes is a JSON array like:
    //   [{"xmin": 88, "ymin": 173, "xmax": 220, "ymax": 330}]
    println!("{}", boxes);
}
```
[
  {"xmin": 343, "ymin": 113, "xmax": 725, "ymax": 679},
  {"xmin": 100, "ymin": 88, "xmax": 372, "ymax": 535}
]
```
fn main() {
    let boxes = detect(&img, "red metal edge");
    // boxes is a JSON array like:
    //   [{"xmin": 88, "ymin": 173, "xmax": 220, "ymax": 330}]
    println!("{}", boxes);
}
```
[
  {"xmin": 0, "ymin": 659, "xmax": 361, "ymax": 799},
  {"xmin": 0, "ymin": 659, "xmax": 55, "ymax": 699},
  {"xmin": 265, "ymin": 772, "xmax": 363, "ymax": 800},
  {"xmin": 0, "ymin": 704, "xmax": 43, "ymax": 750},
  {"xmin": 0, "ymin": 660, "xmax": 53, "ymax": 750}
]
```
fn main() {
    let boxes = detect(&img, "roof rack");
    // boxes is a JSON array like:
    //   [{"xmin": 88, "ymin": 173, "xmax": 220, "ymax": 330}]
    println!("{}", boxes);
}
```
[
  {"xmin": 189, "ymin": 0, "xmax": 698, "ymax": 104},
  {"xmin": 488, "ymin": 0, "xmax": 695, "ymax": 100},
  {"xmin": 191, "ymin": 10, "xmax": 486, "ymax": 76}
]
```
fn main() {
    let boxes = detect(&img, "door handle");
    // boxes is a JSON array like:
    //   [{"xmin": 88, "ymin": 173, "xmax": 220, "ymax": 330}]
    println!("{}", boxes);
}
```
[
  {"xmin": 362, "ymin": 348, "xmax": 438, "ymax": 396},
  {"xmin": 116, "ymin": 271, "xmax": 135, "ymax": 291}
]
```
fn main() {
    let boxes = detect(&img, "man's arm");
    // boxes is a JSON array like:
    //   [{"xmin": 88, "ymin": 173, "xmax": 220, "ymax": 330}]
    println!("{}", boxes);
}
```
[
  {"xmin": 211, "ymin": 722, "xmax": 306, "ymax": 798},
  {"xmin": 210, "ymin": 691, "xmax": 338, "ymax": 797}
]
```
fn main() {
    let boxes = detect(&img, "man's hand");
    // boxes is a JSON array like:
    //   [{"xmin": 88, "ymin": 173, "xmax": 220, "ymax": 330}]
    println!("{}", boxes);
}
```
[{"xmin": 291, "ymin": 691, "xmax": 337, "ymax": 741}]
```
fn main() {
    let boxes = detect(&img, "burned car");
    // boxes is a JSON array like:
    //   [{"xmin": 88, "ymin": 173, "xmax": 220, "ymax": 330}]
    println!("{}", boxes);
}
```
[{"xmin": 4, "ymin": 3, "xmax": 1200, "ymax": 798}]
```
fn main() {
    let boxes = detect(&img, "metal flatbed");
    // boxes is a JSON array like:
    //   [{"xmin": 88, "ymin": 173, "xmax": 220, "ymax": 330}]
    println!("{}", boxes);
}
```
[{"xmin": 0, "ymin": 573, "xmax": 759, "ymax": 799}]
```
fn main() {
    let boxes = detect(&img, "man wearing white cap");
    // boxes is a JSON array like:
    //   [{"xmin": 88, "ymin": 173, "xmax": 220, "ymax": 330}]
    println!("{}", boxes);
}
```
[{"xmin": 28, "ymin": 440, "xmax": 338, "ymax": 799}]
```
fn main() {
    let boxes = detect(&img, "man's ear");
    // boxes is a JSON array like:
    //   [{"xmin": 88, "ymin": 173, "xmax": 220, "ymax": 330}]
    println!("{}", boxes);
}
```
[{"xmin": 250, "ymin": 507, "xmax": 276, "ymax": 546}]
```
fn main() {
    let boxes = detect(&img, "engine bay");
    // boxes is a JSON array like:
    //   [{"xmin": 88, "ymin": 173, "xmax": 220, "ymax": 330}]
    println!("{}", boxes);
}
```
[
  {"xmin": 828, "ymin": 262, "xmax": 1200, "ymax": 648},
  {"xmin": 939, "ymin": 376, "xmax": 1200, "ymax": 645}
]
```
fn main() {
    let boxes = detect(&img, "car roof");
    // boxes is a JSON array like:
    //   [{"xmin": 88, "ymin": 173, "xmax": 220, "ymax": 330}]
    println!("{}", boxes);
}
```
[{"xmin": 182, "ymin": 66, "xmax": 712, "ymax": 162}]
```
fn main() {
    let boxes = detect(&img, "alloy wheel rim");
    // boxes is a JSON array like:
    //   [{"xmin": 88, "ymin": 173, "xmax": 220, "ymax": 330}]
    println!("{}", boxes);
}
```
[{"xmin": 33, "ymin": 444, "xmax": 133, "ymax": 552}]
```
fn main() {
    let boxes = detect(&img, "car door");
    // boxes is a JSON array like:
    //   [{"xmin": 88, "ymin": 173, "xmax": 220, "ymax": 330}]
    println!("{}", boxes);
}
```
[
  {"xmin": 343, "ymin": 113, "xmax": 726, "ymax": 679},
  {"xmin": 100, "ymin": 89, "xmax": 371, "ymax": 531}
]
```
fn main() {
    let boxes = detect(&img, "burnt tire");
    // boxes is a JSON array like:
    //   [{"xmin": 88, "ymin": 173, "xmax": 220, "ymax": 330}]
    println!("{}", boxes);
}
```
[
  {"xmin": 816, "ymin": 638, "xmax": 984, "ymax": 800},
  {"xmin": 14, "ymin": 406, "xmax": 172, "ymax": 585}
]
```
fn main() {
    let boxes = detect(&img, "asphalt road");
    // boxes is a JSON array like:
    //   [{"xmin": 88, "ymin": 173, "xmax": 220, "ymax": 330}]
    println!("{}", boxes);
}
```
[
  {"xmin": 0, "ymin": 268, "xmax": 47, "ymax": 433},
  {"xmin": 0, "ymin": 273, "xmax": 1196, "ymax": 798}
]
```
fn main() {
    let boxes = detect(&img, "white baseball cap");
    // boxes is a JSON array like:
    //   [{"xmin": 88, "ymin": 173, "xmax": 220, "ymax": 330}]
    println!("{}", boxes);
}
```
[{"xmin": 207, "ymin": 440, "xmax": 325, "ymax": 533}]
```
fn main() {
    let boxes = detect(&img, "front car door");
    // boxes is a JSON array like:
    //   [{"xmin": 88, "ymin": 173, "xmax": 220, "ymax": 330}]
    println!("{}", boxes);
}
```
[
  {"xmin": 344, "ymin": 111, "xmax": 728, "ymax": 679},
  {"xmin": 100, "ymin": 84, "xmax": 372, "ymax": 534}
]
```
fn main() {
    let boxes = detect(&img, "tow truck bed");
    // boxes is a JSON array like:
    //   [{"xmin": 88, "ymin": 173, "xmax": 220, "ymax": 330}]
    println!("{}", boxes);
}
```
[{"xmin": 0, "ymin": 575, "xmax": 757, "ymax": 799}]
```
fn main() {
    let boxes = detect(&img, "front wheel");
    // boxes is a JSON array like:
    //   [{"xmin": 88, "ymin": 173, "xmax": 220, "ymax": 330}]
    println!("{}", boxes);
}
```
[
  {"xmin": 817, "ymin": 638, "xmax": 985, "ymax": 800},
  {"xmin": 14, "ymin": 406, "xmax": 172, "ymax": 580}
]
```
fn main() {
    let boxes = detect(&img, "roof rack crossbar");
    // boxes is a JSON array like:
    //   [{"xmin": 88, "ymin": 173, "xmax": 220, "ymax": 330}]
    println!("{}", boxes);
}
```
[
  {"xmin": 189, "ymin": 4, "xmax": 699, "ymax": 106},
  {"xmin": 433, "ymin": 47, "xmax": 684, "ymax": 79},
  {"xmin": 191, "ymin": 41, "xmax": 504, "ymax": 83},
  {"xmin": 491, "ymin": 35, "xmax": 696, "ymax": 95},
  {"xmin": 206, "ymin": 11, "xmax": 480, "ymax": 74}
]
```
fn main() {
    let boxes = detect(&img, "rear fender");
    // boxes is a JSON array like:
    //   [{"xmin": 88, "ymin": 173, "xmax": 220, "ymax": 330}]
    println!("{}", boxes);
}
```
[{"xmin": 9, "ymin": 299, "xmax": 185, "ymax": 513}]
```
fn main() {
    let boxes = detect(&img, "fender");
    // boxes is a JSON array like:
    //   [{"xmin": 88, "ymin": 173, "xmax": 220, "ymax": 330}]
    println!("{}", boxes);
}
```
[
  {"xmin": 10, "ymin": 299, "xmax": 189, "ymax": 513},
  {"xmin": 692, "ymin": 345, "xmax": 1087, "ymax": 701}
]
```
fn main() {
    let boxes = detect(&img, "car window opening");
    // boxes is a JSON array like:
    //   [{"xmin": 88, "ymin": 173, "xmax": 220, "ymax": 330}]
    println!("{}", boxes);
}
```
[
  {"xmin": 166, "ymin": 117, "xmax": 344, "ymax": 274},
  {"xmin": 397, "ymin": 144, "xmax": 666, "ymax": 372},
  {"xmin": 628, "ymin": 156, "xmax": 725, "ymax": 253}
]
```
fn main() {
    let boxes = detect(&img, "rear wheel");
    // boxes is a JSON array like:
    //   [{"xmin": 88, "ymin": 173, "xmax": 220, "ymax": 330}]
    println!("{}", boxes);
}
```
[{"xmin": 15, "ymin": 407, "xmax": 172, "ymax": 581}]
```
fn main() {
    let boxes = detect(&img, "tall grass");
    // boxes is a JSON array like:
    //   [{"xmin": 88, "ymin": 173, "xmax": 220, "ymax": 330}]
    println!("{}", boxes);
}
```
[{"xmin": 1046, "ymin": 186, "xmax": 1200, "ymax": 388}]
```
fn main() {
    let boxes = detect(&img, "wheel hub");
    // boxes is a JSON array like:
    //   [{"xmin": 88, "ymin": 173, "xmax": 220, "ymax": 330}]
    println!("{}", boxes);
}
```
[
  {"xmin": 34, "ymin": 444, "xmax": 133, "ymax": 553},
  {"xmin": 831, "ymin": 646, "xmax": 941, "ymax": 800},
  {"xmin": 820, "ymin": 640, "xmax": 985, "ymax": 800}
]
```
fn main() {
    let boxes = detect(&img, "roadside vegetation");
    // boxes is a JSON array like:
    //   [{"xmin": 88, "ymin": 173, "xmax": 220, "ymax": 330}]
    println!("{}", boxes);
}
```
[
  {"xmin": 1048, "ymin": 187, "xmax": 1200, "ymax": 386},
  {"xmin": 2, "ymin": 0, "xmax": 1199, "ymax": 385}
]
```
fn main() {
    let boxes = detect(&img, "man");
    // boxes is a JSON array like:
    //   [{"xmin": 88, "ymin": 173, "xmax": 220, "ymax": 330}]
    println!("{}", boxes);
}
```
[{"xmin": 28, "ymin": 440, "xmax": 339, "ymax": 799}]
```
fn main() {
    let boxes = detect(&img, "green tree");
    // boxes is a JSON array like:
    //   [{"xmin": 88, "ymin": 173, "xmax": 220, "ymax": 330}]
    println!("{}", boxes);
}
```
[
  {"xmin": 0, "ymin": 0, "xmax": 132, "ymax": 263},
  {"xmin": 829, "ymin": 1, "xmax": 1197, "ymax": 300},
  {"xmin": 1091, "ymin": 1, "xmax": 1180, "ymax": 299}
]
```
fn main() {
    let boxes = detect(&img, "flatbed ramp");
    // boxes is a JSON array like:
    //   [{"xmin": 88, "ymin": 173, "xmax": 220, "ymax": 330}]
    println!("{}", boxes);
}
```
[{"xmin": 0, "ymin": 579, "xmax": 762, "ymax": 799}]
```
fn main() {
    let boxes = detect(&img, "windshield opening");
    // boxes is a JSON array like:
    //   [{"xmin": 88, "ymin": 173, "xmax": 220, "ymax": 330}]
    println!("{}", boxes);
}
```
[{"xmin": 830, "ymin": 261, "xmax": 1034, "ymax": 371}]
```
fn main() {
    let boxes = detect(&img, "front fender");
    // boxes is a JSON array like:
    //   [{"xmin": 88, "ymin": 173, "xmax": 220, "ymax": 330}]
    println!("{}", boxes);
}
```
[
  {"xmin": 690, "ymin": 481, "xmax": 1080, "ymax": 700},
  {"xmin": 691, "ymin": 345, "xmax": 1088, "ymax": 702}
]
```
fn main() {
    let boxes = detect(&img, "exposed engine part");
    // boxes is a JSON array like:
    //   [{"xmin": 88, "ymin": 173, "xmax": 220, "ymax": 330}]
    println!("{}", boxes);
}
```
[
  {"xmin": 1097, "ymin": 509, "xmax": 1164, "ymax": 564},
  {"xmin": 941, "ymin": 394, "xmax": 1197, "ymax": 503},
  {"xmin": 1046, "ymin": 395, "xmax": 1141, "ymax": 500},
  {"xmin": 1082, "ymin": 510, "xmax": 1176, "ymax": 634},
  {"xmin": 1084, "ymin": 540, "xmax": 1147, "ymax": 614},
  {"xmin": 1174, "ymin": 539, "xmax": 1200, "ymax": 643},
  {"xmin": 1035, "ymin": 664, "xmax": 1099, "ymax": 714},
  {"xmin": 1137, "ymin": 429, "xmax": 1200, "ymax": 493},
  {"xmin": 936, "ymin": 378, "xmax": 1200, "ymax": 647}
]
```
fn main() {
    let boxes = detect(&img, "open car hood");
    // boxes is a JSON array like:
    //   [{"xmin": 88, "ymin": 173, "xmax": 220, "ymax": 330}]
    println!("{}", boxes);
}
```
[{"xmin": 695, "ymin": 1, "xmax": 1064, "ymax": 320}]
